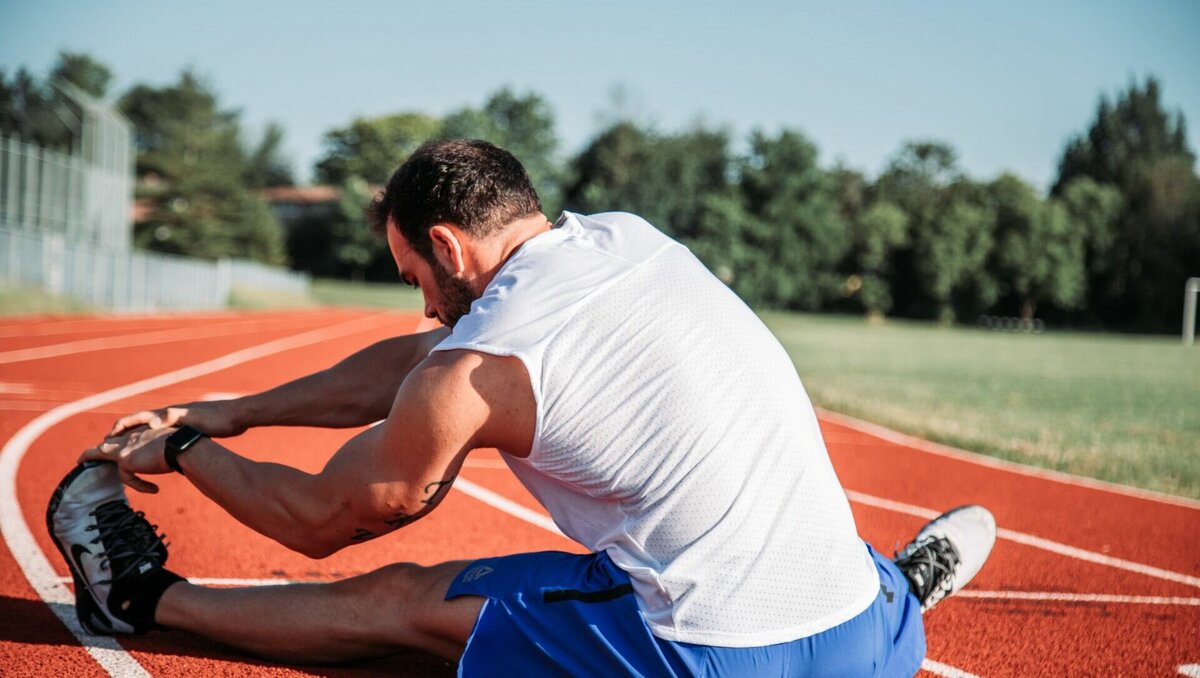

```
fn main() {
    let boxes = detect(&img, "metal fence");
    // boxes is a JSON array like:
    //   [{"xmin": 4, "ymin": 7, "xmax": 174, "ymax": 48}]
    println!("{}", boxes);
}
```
[
  {"xmin": 1, "ymin": 226, "xmax": 310, "ymax": 311},
  {"xmin": 0, "ymin": 85, "xmax": 311, "ymax": 312}
]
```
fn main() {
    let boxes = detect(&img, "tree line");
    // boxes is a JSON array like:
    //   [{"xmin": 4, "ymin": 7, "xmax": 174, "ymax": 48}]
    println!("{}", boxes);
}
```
[{"xmin": 3, "ymin": 53, "xmax": 1196, "ymax": 332}]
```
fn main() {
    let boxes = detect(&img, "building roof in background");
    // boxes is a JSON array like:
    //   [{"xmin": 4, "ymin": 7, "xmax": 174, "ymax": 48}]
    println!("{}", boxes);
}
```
[
  {"xmin": 261, "ymin": 185, "xmax": 340, "ymax": 204},
  {"xmin": 131, "ymin": 198, "xmax": 154, "ymax": 223}
]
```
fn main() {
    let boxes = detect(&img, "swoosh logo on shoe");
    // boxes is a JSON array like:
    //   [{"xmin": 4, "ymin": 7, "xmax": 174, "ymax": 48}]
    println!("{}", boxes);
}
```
[{"xmin": 70, "ymin": 543, "xmax": 93, "ymax": 578}]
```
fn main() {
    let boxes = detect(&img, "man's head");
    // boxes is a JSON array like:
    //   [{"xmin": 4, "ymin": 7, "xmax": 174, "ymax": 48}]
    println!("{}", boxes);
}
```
[{"xmin": 368, "ymin": 139, "xmax": 546, "ymax": 326}]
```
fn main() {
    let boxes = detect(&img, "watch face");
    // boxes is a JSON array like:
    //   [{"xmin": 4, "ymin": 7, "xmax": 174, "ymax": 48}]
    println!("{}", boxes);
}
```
[{"xmin": 168, "ymin": 426, "xmax": 204, "ymax": 451}]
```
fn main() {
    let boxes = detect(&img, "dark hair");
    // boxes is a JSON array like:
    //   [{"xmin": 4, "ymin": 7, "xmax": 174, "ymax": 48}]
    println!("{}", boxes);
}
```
[{"xmin": 367, "ymin": 138, "xmax": 542, "ymax": 262}]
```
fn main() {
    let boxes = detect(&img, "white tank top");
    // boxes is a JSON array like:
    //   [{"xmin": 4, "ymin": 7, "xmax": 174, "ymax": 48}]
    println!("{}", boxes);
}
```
[{"xmin": 433, "ymin": 212, "xmax": 879, "ymax": 647}]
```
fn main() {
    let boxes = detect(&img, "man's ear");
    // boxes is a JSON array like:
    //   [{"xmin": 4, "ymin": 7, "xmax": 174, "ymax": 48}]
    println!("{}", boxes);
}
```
[{"xmin": 428, "ymin": 224, "xmax": 467, "ymax": 275}]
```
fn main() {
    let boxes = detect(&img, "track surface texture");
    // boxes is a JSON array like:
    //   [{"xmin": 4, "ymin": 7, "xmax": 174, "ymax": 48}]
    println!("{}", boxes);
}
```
[{"xmin": 1, "ymin": 309, "xmax": 1197, "ymax": 677}]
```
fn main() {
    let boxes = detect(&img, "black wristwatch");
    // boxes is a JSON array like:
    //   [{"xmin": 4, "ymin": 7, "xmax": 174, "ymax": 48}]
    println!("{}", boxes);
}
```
[{"xmin": 164, "ymin": 425, "xmax": 206, "ymax": 475}]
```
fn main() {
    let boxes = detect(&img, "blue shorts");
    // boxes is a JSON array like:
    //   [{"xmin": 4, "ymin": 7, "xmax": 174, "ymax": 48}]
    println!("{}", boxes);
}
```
[{"xmin": 446, "ymin": 543, "xmax": 925, "ymax": 677}]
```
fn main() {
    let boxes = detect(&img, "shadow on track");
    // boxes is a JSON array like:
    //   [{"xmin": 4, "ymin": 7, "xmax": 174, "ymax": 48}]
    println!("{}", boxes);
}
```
[{"xmin": 0, "ymin": 595, "xmax": 455, "ymax": 677}]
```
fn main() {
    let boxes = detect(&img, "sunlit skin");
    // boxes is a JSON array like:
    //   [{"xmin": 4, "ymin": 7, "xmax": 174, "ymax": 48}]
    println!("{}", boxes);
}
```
[
  {"xmin": 73, "ymin": 210, "xmax": 558, "ymax": 663},
  {"xmin": 386, "ymin": 215, "xmax": 554, "ymax": 327}
]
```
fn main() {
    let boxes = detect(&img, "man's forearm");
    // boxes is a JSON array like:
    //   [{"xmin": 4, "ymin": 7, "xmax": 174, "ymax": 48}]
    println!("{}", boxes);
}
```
[
  {"xmin": 175, "ymin": 437, "xmax": 350, "ymax": 558},
  {"xmin": 232, "ymin": 328, "xmax": 449, "ymax": 430}
]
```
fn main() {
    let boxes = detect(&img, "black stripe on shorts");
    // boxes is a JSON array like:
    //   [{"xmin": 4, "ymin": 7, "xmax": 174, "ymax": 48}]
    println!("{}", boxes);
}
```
[{"xmin": 543, "ymin": 582, "xmax": 635, "ymax": 605}]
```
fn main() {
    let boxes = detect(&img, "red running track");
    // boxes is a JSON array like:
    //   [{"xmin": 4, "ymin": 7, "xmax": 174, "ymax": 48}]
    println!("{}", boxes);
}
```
[{"xmin": 1, "ymin": 309, "xmax": 1197, "ymax": 677}]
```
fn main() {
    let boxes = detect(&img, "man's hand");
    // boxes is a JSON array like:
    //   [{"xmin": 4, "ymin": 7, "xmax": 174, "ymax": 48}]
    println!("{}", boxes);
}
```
[
  {"xmin": 80, "ymin": 426, "xmax": 177, "ymax": 494},
  {"xmin": 109, "ymin": 400, "xmax": 244, "ymax": 439}
]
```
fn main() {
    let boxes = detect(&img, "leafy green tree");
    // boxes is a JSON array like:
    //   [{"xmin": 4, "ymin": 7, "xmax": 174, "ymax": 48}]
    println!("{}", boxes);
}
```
[
  {"xmin": 244, "ymin": 121, "xmax": 295, "ymax": 188},
  {"xmin": 120, "ymin": 70, "xmax": 286, "ymax": 264},
  {"xmin": 729, "ymin": 130, "xmax": 849, "ymax": 310},
  {"xmin": 1054, "ymin": 78, "xmax": 1193, "ymax": 195},
  {"xmin": 913, "ymin": 197, "xmax": 994, "ymax": 322},
  {"xmin": 1058, "ymin": 177, "xmax": 1123, "ymax": 277},
  {"xmin": 0, "ymin": 67, "xmax": 49, "ymax": 141},
  {"xmin": 50, "ymin": 51, "xmax": 112, "ymax": 99},
  {"xmin": 563, "ymin": 121, "xmax": 732, "ymax": 240},
  {"xmin": 332, "ymin": 176, "xmax": 385, "ymax": 280},
  {"xmin": 0, "ymin": 51, "xmax": 112, "ymax": 149},
  {"xmin": 442, "ymin": 88, "xmax": 561, "ymax": 211},
  {"xmin": 1053, "ymin": 77, "xmax": 1199, "ymax": 331},
  {"xmin": 314, "ymin": 112, "xmax": 441, "ymax": 186},
  {"xmin": 876, "ymin": 141, "xmax": 996, "ymax": 321},
  {"xmin": 851, "ymin": 201, "xmax": 909, "ymax": 316},
  {"xmin": 564, "ymin": 121, "xmax": 656, "ymax": 216},
  {"xmin": 988, "ymin": 174, "xmax": 1086, "ymax": 319}
]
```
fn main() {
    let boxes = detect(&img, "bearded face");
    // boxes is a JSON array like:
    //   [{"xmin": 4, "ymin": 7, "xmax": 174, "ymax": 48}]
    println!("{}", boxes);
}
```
[{"xmin": 431, "ymin": 259, "xmax": 478, "ymax": 328}]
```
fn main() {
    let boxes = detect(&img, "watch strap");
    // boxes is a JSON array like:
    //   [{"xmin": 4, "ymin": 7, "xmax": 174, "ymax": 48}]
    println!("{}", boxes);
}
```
[{"xmin": 164, "ymin": 425, "xmax": 205, "ymax": 475}]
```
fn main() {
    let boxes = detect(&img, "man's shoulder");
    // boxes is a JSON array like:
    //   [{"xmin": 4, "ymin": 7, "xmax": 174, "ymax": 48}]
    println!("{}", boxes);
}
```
[{"xmin": 412, "ymin": 349, "xmax": 535, "ymax": 456}]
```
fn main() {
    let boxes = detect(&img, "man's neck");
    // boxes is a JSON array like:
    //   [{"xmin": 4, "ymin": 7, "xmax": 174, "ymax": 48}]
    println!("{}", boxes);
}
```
[{"xmin": 469, "ymin": 213, "xmax": 554, "ymax": 293}]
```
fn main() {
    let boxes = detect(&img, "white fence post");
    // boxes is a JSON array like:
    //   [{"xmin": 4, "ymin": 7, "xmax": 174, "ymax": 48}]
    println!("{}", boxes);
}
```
[{"xmin": 1184, "ymin": 277, "xmax": 1200, "ymax": 346}]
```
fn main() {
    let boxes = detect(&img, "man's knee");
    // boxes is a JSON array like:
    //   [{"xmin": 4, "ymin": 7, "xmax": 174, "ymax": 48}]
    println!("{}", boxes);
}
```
[{"xmin": 328, "ymin": 560, "xmax": 478, "ymax": 657}]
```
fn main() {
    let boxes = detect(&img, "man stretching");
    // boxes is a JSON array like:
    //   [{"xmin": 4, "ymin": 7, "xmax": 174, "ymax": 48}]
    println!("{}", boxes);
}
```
[{"xmin": 50, "ymin": 139, "xmax": 995, "ymax": 676}]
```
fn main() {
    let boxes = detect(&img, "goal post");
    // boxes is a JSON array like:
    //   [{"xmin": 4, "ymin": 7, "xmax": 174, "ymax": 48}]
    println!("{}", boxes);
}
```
[{"xmin": 1185, "ymin": 277, "xmax": 1200, "ymax": 346}]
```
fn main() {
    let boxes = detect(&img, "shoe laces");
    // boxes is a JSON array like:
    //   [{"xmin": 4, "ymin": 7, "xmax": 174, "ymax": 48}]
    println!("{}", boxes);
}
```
[
  {"xmin": 85, "ymin": 500, "xmax": 168, "ymax": 584},
  {"xmin": 894, "ymin": 535, "xmax": 960, "ymax": 612}
]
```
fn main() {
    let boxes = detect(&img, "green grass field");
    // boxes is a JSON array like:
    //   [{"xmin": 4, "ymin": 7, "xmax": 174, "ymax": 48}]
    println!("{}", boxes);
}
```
[
  {"xmin": 309, "ymin": 278, "xmax": 425, "ymax": 310},
  {"xmin": 0, "ymin": 282, "xmax": 93, "ymax": 315},
  {"xmin": 227, "ymin": 279, "xmax": 425, "ymax": 311},
  {"xmin": 763, "ymin": 312, "xmax": 1200, "ymax": 499}
]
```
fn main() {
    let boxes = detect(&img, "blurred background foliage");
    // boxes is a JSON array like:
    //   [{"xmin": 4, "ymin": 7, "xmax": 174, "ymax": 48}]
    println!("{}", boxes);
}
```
[{"xmin": 2, "ymin": 52, "xmax": 1197, "ymax": 333}]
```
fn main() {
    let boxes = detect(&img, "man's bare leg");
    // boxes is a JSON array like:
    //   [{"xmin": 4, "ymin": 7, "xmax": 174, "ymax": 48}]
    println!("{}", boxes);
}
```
[{"xmin": 154, "ymin": 560, "xmax": 483, "ymax": 664}]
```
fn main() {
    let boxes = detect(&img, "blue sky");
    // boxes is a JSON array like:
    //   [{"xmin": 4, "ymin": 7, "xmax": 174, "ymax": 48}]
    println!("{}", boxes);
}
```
[{"xmin": 2, "ymin": 1, "xmax": 1197, "ymax": 190}]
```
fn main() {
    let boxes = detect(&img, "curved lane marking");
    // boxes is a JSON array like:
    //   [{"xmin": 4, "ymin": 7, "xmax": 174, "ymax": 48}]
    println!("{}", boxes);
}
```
[
  {"xmin": 818, "ymin": 408, "xmax": 1200, "ymax": 510},
  {"xmin": 0, "ymin": 313, "xmax": 337, "ymax": 365},
  {"xmin": 0, "ymin": 311, "xmax": 401, "ymax": 677}
]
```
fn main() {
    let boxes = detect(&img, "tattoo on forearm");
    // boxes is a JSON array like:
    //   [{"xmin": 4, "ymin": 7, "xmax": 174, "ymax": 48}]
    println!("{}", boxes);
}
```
[
  {"xmin": 421, "ymin": 478, "xmax": 454, "ymax": 506},
  {"xmin": 356, "ymin": 475, "xmax": 457, "ymax": 541}
]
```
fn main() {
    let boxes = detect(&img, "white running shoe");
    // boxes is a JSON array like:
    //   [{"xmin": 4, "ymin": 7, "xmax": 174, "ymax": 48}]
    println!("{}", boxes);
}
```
[
  {"xmin": 46, "ymin": 461, "xmax": 173, "ymax": 634},
  {"xmin": 893, "ymin": 505, "xmax": 996, "ymax": 613}
]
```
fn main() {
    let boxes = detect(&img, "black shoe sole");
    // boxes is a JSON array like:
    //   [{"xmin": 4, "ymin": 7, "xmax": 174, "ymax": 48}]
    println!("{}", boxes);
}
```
[{"xmin": 45, "ymin": 461, "xmax": 120, "ymax": 635}]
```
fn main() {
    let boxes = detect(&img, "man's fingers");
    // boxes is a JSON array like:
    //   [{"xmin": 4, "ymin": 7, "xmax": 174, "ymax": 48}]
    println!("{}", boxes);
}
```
[
  {"xmin": 110, "ymin": 411, "xmax": 156, "ymax": 436},
  {"xmin": 118, "ymin": 468, "xmax": 159, "ymax": 494},
  {"xmin": 78, "ymin": 445, "xmax": 109, "ymax": 464}
]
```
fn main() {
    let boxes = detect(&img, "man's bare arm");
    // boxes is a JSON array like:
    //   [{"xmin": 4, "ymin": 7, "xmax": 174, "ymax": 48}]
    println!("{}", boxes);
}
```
[
  {"xmin": 109, "ymin": 328, "xmax": 450, "ymax": 437},
  {"xmin": 85, "ymin": 349, "xmax": 535, "ymax": 558}
]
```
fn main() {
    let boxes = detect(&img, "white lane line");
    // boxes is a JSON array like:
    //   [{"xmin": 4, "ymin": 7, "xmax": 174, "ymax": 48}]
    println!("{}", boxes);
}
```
[
  {"xmin": 0, "ymin": 314, "xmax": 338, "ymax": 365},
  {"xmin": 846, "ymin": 490, "xmax": 1200, "ymax": 589},
  {"xmin": 955, "ymin": 591, "xmax": 1200, "ymax": 606},
  {"xmin": 818, "ymin": 408, "xmax": 1200, "ymax": 510},
  {"xmin": 454, "ymin": 477, "xmax": 565, "ymax": 536},
  {"xmin": 996, "ymin": 526, "xmax": 1200, "ymax": 589},
  {"xmin": 200, "ymin": 392, "xmax": 244, "ymax": 402},
  {"xmin": 922, "ymin": 659, "xmax": 983, "ymax": 678},
  {"xmin": 0, "ymin": 310, "xmax": 266, "ymax": 339},
  {"xmin": 0, "ymin": 311, "xmax": 400, "ymax": 677},
  {"xmin": 1179, "ymin": 664, "xmax": 1200, "ymax": 677}
]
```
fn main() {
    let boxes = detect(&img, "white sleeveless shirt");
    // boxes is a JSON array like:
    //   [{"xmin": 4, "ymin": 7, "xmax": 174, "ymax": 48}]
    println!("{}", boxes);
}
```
[{"xmin": 432, "ymin": 212, "xmax": 879, "ymax": 647}]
